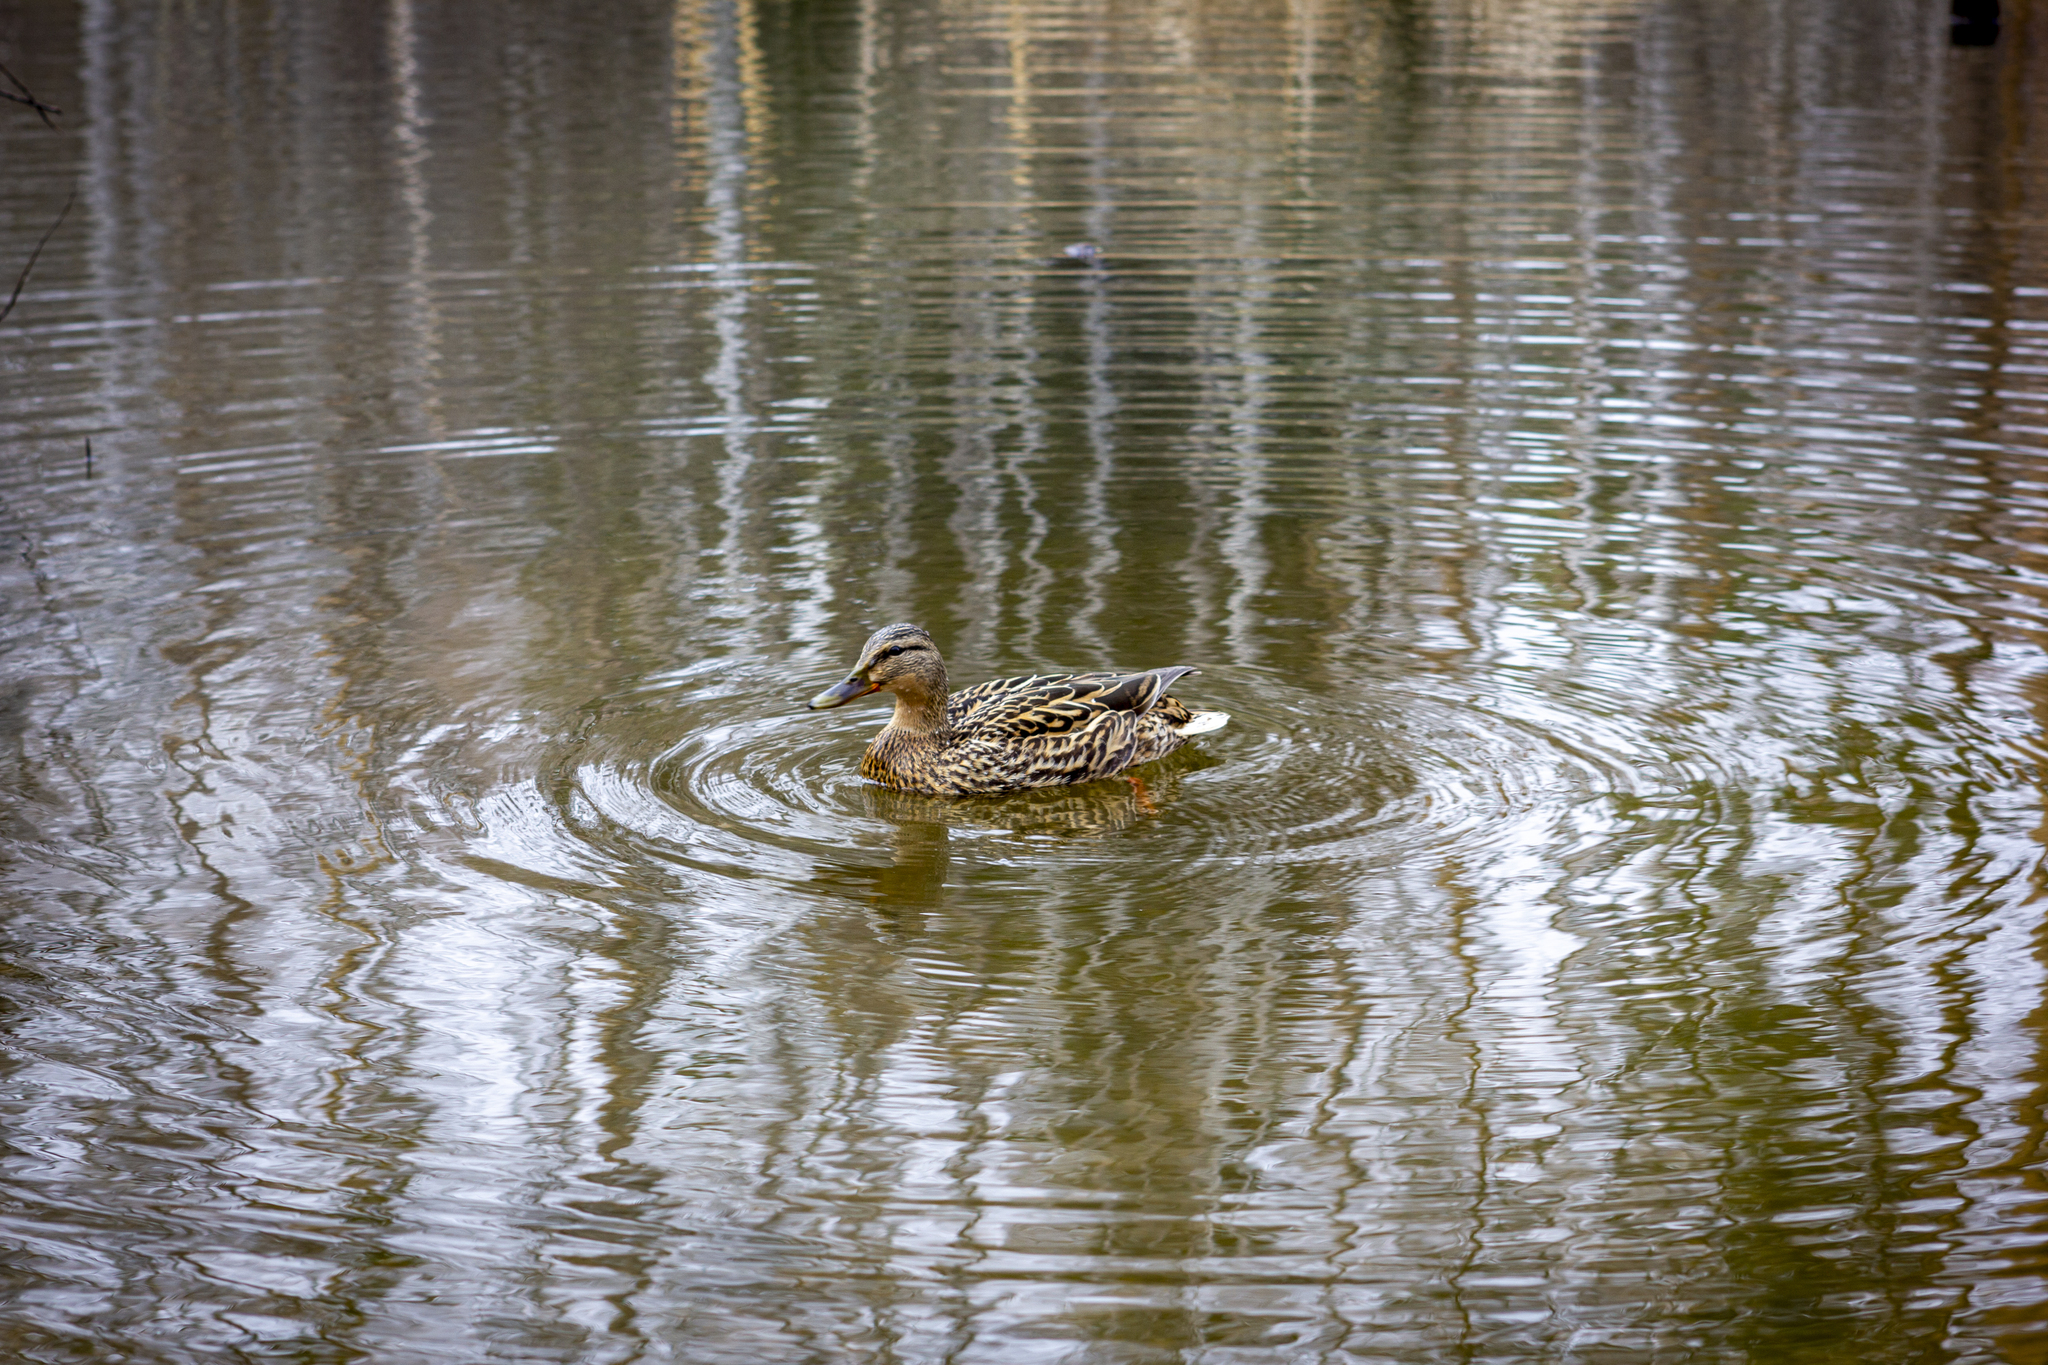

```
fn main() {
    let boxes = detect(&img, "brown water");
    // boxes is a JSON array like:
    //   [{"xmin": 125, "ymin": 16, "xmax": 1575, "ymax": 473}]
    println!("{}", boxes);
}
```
[{"xmin": 3, "ymin": 1, "xmax": 2047, "ymax": 1361}]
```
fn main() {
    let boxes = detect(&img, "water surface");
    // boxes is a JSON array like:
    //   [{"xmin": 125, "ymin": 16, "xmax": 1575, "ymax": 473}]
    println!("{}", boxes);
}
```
[{"xmin": 3, "ymin": 1, "xmax": 2047, "ymax": 1361}]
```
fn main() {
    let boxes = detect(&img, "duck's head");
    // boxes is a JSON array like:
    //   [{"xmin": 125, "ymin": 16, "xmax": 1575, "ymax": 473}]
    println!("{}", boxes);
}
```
[{"xmin": 807, "ymin": 622, "xmax": 948, "ymax": 710}]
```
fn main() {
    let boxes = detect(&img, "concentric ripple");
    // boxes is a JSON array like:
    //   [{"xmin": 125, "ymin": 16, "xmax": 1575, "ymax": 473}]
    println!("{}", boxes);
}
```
[{"xmin": 548, "ymin": 659, "xmax": 1785, "ymax": 892}]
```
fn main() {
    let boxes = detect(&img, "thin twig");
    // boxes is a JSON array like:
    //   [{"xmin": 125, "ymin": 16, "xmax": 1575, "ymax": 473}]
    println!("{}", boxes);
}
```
[
  {"xmin": 0, "ymin": 89, "xmax": 63, "ymax": 123},
  {"xmin": 84, "ymin": 436, "xmax": 92, "ymax": 478},
  {"xmin": 0, "ymin": 189, "xmax": 75, "ymax": 326},
  {"xmin": 0, "ymin": 59, "xmax": 59, "ymax": 127}
]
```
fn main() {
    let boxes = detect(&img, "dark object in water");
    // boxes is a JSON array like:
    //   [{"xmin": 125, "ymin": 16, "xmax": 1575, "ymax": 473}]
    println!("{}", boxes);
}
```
[{"xmin": 1952, "ymin": 0, "xmax": 1998, "ymax": 45}]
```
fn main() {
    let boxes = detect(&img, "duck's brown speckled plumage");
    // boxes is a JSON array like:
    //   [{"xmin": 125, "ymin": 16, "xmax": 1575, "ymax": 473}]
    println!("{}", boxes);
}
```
[{"xmin": 806, "ymin": 624, "xmax": 1228, "ymax": 796}]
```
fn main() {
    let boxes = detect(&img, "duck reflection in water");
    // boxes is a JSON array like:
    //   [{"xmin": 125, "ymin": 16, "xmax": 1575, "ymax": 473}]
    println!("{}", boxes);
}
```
[
  {"xmin": 811, "ymin": 762, "xmax": 1206, "ymax": 917},
  {"xmin": 800, "ymin": 766, "xmax": 1210, "ymax": 925},
  {"xmin": 807, "ymin": 623, "xmax": 1228, "ymax": 797},
  {"xmin": 862, "ymin": 759, "xmax": 1209, "ymax": 834}
]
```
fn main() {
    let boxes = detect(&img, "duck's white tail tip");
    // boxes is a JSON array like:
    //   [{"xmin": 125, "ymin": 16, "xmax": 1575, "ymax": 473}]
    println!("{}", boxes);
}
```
[{"xmin": 1179, "ymin": 710, "xmax": 1230, "ymax": 736}]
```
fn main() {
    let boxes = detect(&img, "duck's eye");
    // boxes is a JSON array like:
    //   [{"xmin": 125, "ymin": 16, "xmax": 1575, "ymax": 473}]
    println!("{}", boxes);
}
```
[{"xmin": 886, "ymin": 644, "xmax": 904, "ymax": 657}]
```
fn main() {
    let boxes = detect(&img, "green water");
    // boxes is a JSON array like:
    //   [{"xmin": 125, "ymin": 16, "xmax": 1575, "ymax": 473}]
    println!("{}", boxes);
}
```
[{"xmin": 2, "ymin": 1, "xmax": 2045, "ymax": 1360}]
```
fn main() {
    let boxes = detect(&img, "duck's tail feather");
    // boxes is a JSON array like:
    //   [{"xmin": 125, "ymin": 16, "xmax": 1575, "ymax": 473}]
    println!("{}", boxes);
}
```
[{"xmin": 1097, "ymin": 665, "xmax": 1198, "ymax": 716}]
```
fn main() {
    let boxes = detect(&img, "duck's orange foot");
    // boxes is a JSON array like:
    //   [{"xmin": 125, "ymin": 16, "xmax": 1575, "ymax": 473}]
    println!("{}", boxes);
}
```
[{"xmin": 1124, "ymin": 771, "xmax": 1158, "ymax": 815}]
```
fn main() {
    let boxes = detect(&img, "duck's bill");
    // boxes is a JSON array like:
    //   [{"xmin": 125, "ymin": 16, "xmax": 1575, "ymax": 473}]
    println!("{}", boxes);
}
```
[{"xmin": 807, "ymin": 678, "xmax": 880, "ymax": 709}]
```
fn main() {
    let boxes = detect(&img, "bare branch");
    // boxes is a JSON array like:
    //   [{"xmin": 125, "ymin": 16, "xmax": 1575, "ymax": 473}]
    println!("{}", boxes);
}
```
[
  {"xmin": 0, "ymin": 59, "xmax": 60, "ymax": 127},
  {"xmin": 0, "ymin": 189, "xmax": 76, "ymax": 326}
]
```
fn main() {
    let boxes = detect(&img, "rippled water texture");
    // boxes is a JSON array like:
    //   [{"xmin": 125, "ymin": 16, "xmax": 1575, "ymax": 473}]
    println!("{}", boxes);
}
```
[{"xmin": 4, "ymin": 1, "xmax": 2048, "ymax": 1361}]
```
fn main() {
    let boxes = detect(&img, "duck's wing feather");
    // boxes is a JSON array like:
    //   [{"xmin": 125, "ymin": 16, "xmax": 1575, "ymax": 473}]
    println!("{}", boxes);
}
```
[
  {"xmin": 898, "ymin": 667, "xmax": 1210, "ymax": 794},
  {"xmin": 946, "ymin": 668, "xmax": 1197, "ymax": 738}
]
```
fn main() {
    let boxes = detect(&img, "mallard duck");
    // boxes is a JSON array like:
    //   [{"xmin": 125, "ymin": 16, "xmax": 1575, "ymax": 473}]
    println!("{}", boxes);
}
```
[{"xmin": 806, "ymin": 623, "xmax": 1228, "ymax": 796}]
